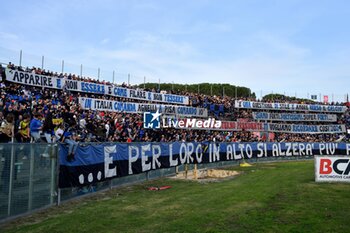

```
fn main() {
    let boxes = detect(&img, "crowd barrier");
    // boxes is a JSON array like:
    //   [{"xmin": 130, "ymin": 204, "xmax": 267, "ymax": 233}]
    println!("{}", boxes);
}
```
[
  {"xmin": 0, "ymin": 143, "xmax": 57, "ymax": 221},
  {"xmin": 0, "ymin": 142, "xmax": 333, "ymax": 222}
]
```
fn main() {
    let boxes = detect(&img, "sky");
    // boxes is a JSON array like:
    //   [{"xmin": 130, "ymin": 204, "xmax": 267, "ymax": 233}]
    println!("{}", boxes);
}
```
[{"xmin": 0, "ymin": 0, "xmax": 349, "ymax": 102}]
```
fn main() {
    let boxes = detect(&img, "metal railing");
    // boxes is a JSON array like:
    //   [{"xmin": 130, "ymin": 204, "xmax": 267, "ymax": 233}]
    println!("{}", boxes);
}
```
[
  {"xmin": 0, "ymin": 142, "xmax": 313, "ymax": 223},
  {"xmin": 0, "ymin": 143, "xmax": 57, "ymax": 220},
  {"xmin": 0, "ymin": 142, "xmax": 179, "ymax": 222}
]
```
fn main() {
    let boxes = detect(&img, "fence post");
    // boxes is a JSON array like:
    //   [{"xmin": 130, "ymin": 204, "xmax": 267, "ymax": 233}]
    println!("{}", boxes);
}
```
[
  {"xmin": 7, "ymin": 144, "xmax": 15, "ymax": 216},
  {"xmin": 61, "ymin": 60, "xmax": 64, "ymax": 73},
  {"xmin": 41, "ymin": 56, "xmax": 44, "ymax": 69},
  {"xmin": 19, "ymin": 50, "xmax": 23, "ymax": 67},
  {"xmin": 57, "ymin": 188, "xmax": 61, "ymax": 206},
  {"xmin": 56, "ymin": 144, "xmax": 61, "ymax": 206},
  {"xmin": 28, "ymin": 144, "xmax": 35, "ymax": 211},
  {"xmin": 194, "ymin": 164, "xmax": 198, "ymax": 179},
  {"xmin": 50, "ymin": 144, "xmax": 57, "ymax": 205}
]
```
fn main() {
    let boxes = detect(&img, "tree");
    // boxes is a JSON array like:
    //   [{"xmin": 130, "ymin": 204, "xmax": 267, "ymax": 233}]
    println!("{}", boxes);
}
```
[{"xmin": 138, "ymin": 82, "xmax": 253, "ymax": 98}]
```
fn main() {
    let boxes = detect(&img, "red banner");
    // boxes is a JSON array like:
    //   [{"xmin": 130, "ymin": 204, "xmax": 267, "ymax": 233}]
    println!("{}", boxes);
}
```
[{"xmin": 162, "ymin": 118, "xmax": 264, "ymax": 131}]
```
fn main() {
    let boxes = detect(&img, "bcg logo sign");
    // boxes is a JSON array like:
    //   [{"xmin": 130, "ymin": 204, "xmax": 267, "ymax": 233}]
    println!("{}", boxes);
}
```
[{"xmin": 319, "ymin": 158, "xmax": 350, "ymax": 175}]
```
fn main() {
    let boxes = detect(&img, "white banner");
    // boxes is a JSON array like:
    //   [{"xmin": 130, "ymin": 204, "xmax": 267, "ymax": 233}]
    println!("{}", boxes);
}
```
[
  {"xmin": 253, "ymin": 112, "xmax": 337, "ymax": 122},
  {"xmin": 111, "ymin": 86, "xmax": 189, "ymax": 105},
  {"xmin": 5, "ymin": 69, "xmax": 63, "ymax": 89},
  {"xmin": 5, "ymin": 69, "xmax": 189, "ymax": 105},
  {"xmin": 235, "ymin": 100, "xmax": 347, "ymax": 113},
  {"xmin": 65, "ymin": 80, "xmax": 190, "ymax": 105},
  {"xmin": 267, "ymin": 123, "xmax": 346, "ymax": 134},
  {"xmin": 315, "ymin": 156, "xmax": 350, "ymax": 182},
  {"xmin": 64, "ymin": 79, "xmax": 109, "ymax": 95},
  {"xmin": 79, "ymin": 97, "xmax": 207, "ymax": 117}
]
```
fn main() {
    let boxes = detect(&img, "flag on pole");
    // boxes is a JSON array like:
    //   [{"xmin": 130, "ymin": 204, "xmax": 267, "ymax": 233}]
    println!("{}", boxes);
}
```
[
  {"xmin": 323, "ymin": 95, "xmax": 328, "ymax": 103},
  {"xmin": 311, "ymin": 95, "xmax": 317, "ymax": 100}
]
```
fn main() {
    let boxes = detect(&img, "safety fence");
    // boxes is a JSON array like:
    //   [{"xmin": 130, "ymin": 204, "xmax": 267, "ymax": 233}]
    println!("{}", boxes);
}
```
[{"xmin": 0, "ymin": 142, "xmax": 313, "ymax": 222}]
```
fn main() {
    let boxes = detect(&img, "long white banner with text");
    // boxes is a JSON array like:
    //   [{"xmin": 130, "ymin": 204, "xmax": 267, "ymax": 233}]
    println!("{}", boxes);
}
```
[
  {"xmin": 5, "ymin": 69, "xmax": 189, "ymax": 105},
  {"xmin": 235, "ymin": 100, "xmax": 347, "ymax": 113},
  {"xmin": 79, "ymin": 97, "xmax": 208, "ymax": 117},
  {"xmin": 252, "ymin": 112, "xmax": 337, "ymax": 122}
]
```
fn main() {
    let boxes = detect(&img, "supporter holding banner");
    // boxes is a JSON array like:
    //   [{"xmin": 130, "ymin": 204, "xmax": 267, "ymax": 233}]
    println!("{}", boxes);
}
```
[
  {"xmin": 252, "ymin": 112, "xmax": 337, "ymax": 122},
  {"xmin": 235, "ymin": 100, "xmax": 347, "ymax": 113},
  {"xmin": 78, "ymin": 97, "xmax": 207, "ymax": 117}
]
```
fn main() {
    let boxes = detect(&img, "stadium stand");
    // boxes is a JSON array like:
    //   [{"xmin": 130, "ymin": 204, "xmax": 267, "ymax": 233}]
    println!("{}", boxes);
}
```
[{"xmin": 0, "ymin": 62, "xmax": 349, "ymax": 149}]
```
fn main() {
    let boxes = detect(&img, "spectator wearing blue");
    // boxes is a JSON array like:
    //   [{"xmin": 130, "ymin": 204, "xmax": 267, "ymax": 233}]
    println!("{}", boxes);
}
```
[
  {"xmin": 30, "ymin": 113, "xmax": 43, "ymax": 142},
  {"xmin": 62, "ymin": 122, "xmax": 79, "ymax": 162}
]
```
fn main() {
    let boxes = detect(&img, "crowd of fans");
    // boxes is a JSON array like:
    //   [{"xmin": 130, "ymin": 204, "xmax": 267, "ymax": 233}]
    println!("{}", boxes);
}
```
[{"xmin": 1, "ymin": 62, "xmax": 350, "ymax": 160}]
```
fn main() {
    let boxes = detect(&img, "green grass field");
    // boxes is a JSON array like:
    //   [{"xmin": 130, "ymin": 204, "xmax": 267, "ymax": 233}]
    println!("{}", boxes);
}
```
[{"xmin": 3, "ymin": 160, "xmax": 350, "ymax": 233}]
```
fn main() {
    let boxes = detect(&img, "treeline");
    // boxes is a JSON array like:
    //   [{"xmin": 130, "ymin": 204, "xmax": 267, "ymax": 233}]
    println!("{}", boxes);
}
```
[
  {"xmin": 262, "ymin": 94, "xmax": 311, "ymax": 103},
  {"xmin": 136, "ymin": 82, "xmax": 255, "ymax": 98}
]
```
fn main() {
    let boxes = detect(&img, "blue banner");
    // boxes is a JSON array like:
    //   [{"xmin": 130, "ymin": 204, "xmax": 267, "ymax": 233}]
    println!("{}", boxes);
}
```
[{"xmin": 59, "ymin": 142, "xmax": 350, "ymax": 188}]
